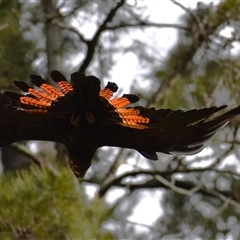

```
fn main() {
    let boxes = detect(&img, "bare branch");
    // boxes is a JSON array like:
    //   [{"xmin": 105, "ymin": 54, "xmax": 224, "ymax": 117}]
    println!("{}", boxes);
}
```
[
  {"xmin": 155, "ymin": 174, "xmax": 202, "ymax": 196},
  {"xmin": 54, "ymin": 20, "xmax": 87, "ymax": 43},
  {"xmin": 59, "ymin": 2, "xmax": 89, "ymax": 17},
  {"xmin": 203, "ymin": 186, "xmax": 240, "ymax": 209},
  {"xmin": 106, "ymin": 22, "xmax": 190, "ymax": 31},
  {"xmin": 155, "ymin": 174, "xmax": 240, "ymax": 209},
  {"xmin": 210, "ymin": 199, "xmax": 230, "ymax": 218},
  {"xmin": 100, "ymin": 148, "xmax": 125, "ymax": 190},
  {"xmin": 170, "ymin": 0, "xmax": 206, "ymax": 36},
  {"xmin": 78, "ymin": 0, "xmax": 125, "ymax": 73},
  {"xmin": 96, "ymin": 167, "xmax": 240, "ymax": 204},
  {"xmin": 114, "ymin": 217, "xmax": 161, "ymax": 232}
]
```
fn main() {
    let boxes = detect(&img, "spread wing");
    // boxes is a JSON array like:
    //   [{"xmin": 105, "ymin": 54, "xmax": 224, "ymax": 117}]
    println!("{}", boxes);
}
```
[
  {"xmin": 101, "ymin": 105, "xmax": 240, "ymax": 159},
  {"xmin": 0, "ymin": 71, "xmax": 75, "ymax": 147},
  {"xmin": 0, "ymin": 103, "xmax": 68, "ymax": 146},
  {"xmin": 1, "ymin": 71, "xmax": 102, "ymax": 179},
  {"xmin": 1, "ymin": 70, "xmax": 240, "ymax": 179},
  {"xmin": 100, "ymin": 87, "xmax": 240, "ymax": 159}
]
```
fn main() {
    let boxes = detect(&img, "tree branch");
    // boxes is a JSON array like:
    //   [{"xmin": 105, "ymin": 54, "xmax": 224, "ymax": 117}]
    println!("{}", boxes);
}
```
[
  {"xmin": 170, "ymin": 0, "xmax": 207, "ymax": 37},
  {"xmin": 54, "ymin": 20, "xmax": 87, "ymax": 43},
  {"xmin": 96, "ymin": 167, "xmax": 240, "ymax": 205},
  {"xmin": 154, "ymin": 174, "xmax": 202, "ymax": 196},
  {"xmin": 78, "ymin": 0, "xmax": 125, "ymax": 73},
  {"xmin": 106, "ymin": 22, "xmax": 190, "ymax": 31}
]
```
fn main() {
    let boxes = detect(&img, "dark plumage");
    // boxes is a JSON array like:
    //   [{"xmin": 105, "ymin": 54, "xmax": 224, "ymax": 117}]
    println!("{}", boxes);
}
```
[{"xmin": 0, "ymin": 70, "xmax": 239, "ymax": 178}]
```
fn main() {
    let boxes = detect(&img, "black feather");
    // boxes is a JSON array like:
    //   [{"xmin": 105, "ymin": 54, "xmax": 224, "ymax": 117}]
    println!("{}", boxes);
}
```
[
  {"xmin": 70, "ymin": 72, "xmax": 87, "ymax": 92},
  {"xmin": 105, "ymin": 82, "xmax": 118, "ymax": 92},
  {"xmin": 3, "ymin": 91, "xmax": 23, "ymax": 101},
  {"xmin": 50, "ymin": 70, "xmax": 67, "ymax": 83},
  {"xmin": 13, "ymin": 81, "xmax": 31, "ymax": 92},
  {"xmin": 138, "ymin": 151, "xmax": 158, "ymax": 160},
  {"xmin": 122, "ymin": 94, "xmax": 139, "ymax": 103},
  {"xmin": 29, "ymin": 75, "xmax": 47, "ymax": 87}
]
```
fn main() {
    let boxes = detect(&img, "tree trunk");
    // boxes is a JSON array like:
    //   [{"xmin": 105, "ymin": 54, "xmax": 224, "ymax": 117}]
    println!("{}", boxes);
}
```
[
  {"xmin": 41, "ymin": 0, "xmax": 67, "ymax": 163},
  {"xmin": 41, "ymin": 0, "xmax": 62, "ymax": 76}
]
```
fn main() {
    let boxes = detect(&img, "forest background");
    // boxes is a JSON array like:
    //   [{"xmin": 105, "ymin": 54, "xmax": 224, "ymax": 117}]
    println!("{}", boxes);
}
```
[{"xmin": 1, "ymin": 0, "xmax": 240, "ymax": 239}]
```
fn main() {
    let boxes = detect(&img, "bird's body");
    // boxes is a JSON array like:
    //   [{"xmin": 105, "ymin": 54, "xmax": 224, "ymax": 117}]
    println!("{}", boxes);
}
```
[{"xmin": 1, "ymin": 71, "xmax": 240, "ymax": 178}]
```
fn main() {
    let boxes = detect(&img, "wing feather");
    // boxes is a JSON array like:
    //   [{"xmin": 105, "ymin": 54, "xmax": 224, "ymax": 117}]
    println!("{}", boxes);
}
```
[
  {"xmin": 2, "ymin": 70, "xmax": 240, "ymax": 178},
  {"xmin": 101, "ymin": 105, "xmax": 240, "ymax": 157},
  {"xmin": 0, "ymin": 94, "xmax": 71, "ymax": 146}
]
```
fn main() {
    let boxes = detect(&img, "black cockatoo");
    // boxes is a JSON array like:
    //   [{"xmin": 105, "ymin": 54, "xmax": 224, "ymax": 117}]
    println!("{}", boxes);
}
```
[{"xmin": 0, "ymin": 71, "xmax": 239, "ymax": 178}]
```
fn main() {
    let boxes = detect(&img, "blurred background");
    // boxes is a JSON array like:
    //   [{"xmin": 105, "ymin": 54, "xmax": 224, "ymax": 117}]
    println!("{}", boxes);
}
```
[{"xmin": 1, "ymin": 0, "xmax": 240, "ymax": 239}]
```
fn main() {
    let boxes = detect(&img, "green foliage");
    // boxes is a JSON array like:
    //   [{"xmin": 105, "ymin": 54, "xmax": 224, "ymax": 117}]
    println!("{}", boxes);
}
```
[
  {"xmin": 0, "ymin": 1, "xmax": 34, "ymax": 90},
  {"xmin": 155, "ymin": 0, "xmax": 240, "ymax": 110},
  {"xmin": 218, "ymin": 0, "xmax": 240, "ymax": 18},
  {"xmin": 0, "ymin": 165, "xmax": 114, "ymax": 240}
]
